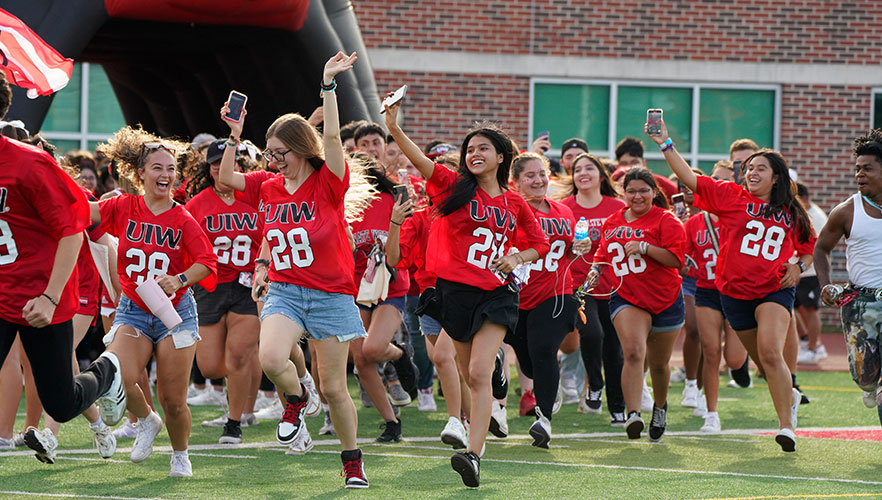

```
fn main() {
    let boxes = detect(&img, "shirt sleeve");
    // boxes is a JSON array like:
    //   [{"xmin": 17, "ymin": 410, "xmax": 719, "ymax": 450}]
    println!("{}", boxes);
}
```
[
  {"xmin": 693, "ymin": 175, "xmax": 740, "ymax": 216},
  {"xmin": 396, "ymin": 215, "xmax": 421, "ymax": 269},
  {"xmin": 242, "ymin": 170, "xmax": 276, "ymax": 208},
  {"xmin": 181, "ymin": 212, "xmax": 218, "ymax": 292},
  {"xmin": 513, "ymin": 195, "xmax": 550, "ymax": 257},
  {"xmin": 425, "ymin": 164, "xmax": 456, "ymax": 204},
  {"xmin": 658, "ymin": 210, "xmax": 688, "ymax": 268},
  {"xmin": 98, "ymin": 194, "xmax": 130, "ymax": 238},
  {"xmin": 594, "ymin": 218, "xmax": 612, "ymax": 265},
  {"xmin": 319, "ymin": 161, "xmax": 350, "ymax": 205},
  {"xmin": 25, "ymin": 156, "xmax": 90, "ymax": 240}
]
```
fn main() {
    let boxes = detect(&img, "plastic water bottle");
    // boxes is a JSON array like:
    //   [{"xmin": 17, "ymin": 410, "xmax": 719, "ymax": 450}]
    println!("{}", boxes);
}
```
[{"xmin": 574, "ymin": 217, "xmax": 589, "ymax": 255}]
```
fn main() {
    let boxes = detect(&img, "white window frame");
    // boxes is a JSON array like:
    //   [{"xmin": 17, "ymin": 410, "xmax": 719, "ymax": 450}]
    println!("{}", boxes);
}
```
[
  {"xmin": 872, "ymin": 88, "xmax": 882, "ymax": 130},
  {"xmin": 41, "ymin": 63, "xmax": 117, "ymax": 150},
  {"xmin": 529, "ymin": 78, "xmax": 781, "ymax": 168}
]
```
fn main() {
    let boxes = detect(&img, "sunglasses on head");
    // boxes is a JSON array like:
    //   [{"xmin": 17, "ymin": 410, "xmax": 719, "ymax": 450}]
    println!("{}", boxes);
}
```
[{"xmin": 143, "ymin": 142, "xmax": 177, "ymax": 155}]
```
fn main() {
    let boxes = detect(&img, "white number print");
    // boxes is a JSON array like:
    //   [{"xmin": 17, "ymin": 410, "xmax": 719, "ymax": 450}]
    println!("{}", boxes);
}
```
[
  {"xmin": 213, "ymin": 235, "xmax": 252, "ymax": 267},
  {"xmin": 266, "ymin": 228, "xmax": 314, "ymax": 271},
  {"xmin": 0, "ymin": 220, "xmax": 19, "ymax": 266},
  {"xmin": 466, "ymin": 227, "xmax": 507, "ymax": 270},
  {"xmin": 739, "ymin": 220, "xmax": 786, "ymax": 261},
  {"xmin": 124, "ymin": 248, "xmax": 170, "ymax": 286},
  {"xmin": 529, "ymin": 240, "xmax": 567, "ymax": 273},
  {"xmin": 608, "ymin": 242, "xmax": 647, "ymax": 276},
  {"xmin": 702, "ymin": 248, "xmax": 717, "ymax": 280}
]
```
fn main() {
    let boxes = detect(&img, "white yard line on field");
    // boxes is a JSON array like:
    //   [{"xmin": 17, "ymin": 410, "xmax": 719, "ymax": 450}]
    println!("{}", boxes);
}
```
[{"xmin": 0, "ymin": 491, "xmax": 165, "ymax": 500}]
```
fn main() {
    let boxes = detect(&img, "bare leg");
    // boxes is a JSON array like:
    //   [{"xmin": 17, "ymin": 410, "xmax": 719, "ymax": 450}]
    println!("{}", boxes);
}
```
[
  {"xmin": 613, "ymin": 307, "xmax": 652, "ymax": 414},
  {"xmin": 154, "ymin": 338, "xmax": 197, "ymax": 451}
]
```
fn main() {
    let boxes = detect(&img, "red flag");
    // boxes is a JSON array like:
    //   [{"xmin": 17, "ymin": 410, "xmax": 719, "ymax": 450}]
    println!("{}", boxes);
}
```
[{"xmin": 0, "ymin": 8, "xmax": 73, "ymax": 99}]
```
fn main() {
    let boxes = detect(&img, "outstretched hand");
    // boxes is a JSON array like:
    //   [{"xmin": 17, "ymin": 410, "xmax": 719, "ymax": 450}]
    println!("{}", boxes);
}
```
[
  {"xmin": 220, "ymin": 102, "xmax": 246, "ymax": 138},
  {"xmin": 324, "ymin": 51, "xmax": 357, "ymax": 84},
  {"xmin": 644, "ymin": 118, "xmax": 669, "ymax": 146}
]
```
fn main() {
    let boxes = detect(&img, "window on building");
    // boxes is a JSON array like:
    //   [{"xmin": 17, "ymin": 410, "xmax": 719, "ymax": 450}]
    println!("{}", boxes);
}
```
[
  {"xmin": 872, "ymin": 88, "xmax": 882, "ymax": 130},
  {"xmin": 40, "ymin": 63, "xmax": 126, "ymax": 154},
  {"xmin": 531, "ymin": 80, "xmax": 779, "ymax": 174}
]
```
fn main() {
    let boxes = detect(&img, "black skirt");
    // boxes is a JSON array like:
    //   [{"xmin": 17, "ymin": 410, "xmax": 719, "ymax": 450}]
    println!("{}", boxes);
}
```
[{"xmin": 435, "ymin": 278, "xmax": 520, "ymax": 343}]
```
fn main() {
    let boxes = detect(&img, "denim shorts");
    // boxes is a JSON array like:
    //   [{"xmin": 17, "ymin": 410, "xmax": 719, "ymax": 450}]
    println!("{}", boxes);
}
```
[
  {"xmin": 419, "ymin": 314, "xmax": 443, "ymax": 336},
  {"xmin": 261, "ymin": 281, "xmax": 366, "ymax": 342},
  {"xmin": 104, "ymin": 290, "xmax": 200, "ymax": 349},
  {"xmin": 356, "ymin": 295, "xmax": 406, "ymax": 315},
  {"xmin": 720, "ymin": 287, "xmax": 795, "ymax": 331},
  {"xmin": 609, "ymin": 292, "xmax": 685, "ymax": 333},
  {"xmin": 695, "ymin": 286, "xmax": 724, "ymax": 314},
  {"xmin": 682, "ymin": 275, "xmax": 698, "ymax": 297}
]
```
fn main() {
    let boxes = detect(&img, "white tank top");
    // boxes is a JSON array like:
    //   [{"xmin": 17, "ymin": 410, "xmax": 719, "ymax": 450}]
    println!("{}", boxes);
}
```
[{"xmin": 846, "ymin": 194, "xmax": 882, "ymax": 288}]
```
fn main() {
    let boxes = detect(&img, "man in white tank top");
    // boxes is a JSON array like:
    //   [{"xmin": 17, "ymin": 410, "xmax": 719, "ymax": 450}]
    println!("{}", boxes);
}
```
[{"xmin": 814, "ymin": 129, "xmax": 882, "ymax": 424}]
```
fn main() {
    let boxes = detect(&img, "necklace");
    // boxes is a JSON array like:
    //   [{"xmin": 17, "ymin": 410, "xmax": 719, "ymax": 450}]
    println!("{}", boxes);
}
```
[
  {"xmin": 214, "ymin": 187, "xmax": 234, "ymax": 199},
  {"xmin": 862, "ymin": 194, "xmax": 882, "ymax": 212}
]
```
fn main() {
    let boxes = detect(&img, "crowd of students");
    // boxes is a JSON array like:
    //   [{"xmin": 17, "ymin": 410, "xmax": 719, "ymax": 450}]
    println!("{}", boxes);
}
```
[{"xmin": 2, "ymin": 55, "xmax": 882, "ymax": 489}]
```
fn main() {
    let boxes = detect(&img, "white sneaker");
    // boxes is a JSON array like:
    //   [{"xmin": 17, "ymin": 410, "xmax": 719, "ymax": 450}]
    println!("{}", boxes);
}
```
[
  {"xmin": 241, "ymin": 413, "xmax": 258, "ymax": 427},
  {"xmin": 96, "ymin": 352, "xmax": 127, "ymax": 426},
  {"xmin": 529, "ymin": 407, "xmax": 551, "ymax": 448},
  {"xmin": 186, "ymin": 384, "xmax": 206, "ymax": 400},
  {"xmin": 816, "ymin": 344, "xmax": 828, "ymax": 360},
  {"xmin": 24, "ymin": 427, "xmax": 57, "ymax": 464},
  {"xmin": 641, "ymin": 383, "xmax": 654, "ymax": 413},
  {"xmin": 302, "ymin": 373, "xmax": 321, "ymax": 417},
  {"xmin": 775, "ymin": 427, "xmax": 796, "ymax": 452},
  {"xmin": 552, "ymin": 385, "xmax": 563, "ymax": 415},
  {"xmin": 669, "ymin": 366, "xmax": 687, "ymax": 383},
  {"xmin": 560, "ymin": 376, "xmax": 579, "ymax": 405},
  {"xmin": 319, "ymin": 408, "xmax": 336, "ymax": 436},
  {"xmin": 579, "ymin": 389, "xmax": 602, "ymax": 414},
  {"xmin": 187, "ymin": 388, "xmax": 225, "ymax": 406},
  {"xmin": 286, "ymin": 428, "xmax": 314, "ymax": 455},
  {"xmin": 254, "ymin": 398, "xmax": 283, "ymax": 420},
  {"xmin": 797, "ymin": 347, "xmax": 820, "ymax": 364},
  {"xmin": 693, "ymin": 392, "xmax": 707, "ymax": 417},
  {"xmin": 417, "ymin": 388, "xmax": 437, "ymax": 411},
  {"xmin": 700, "ymin": 412, "xmax": 722, "ymax": 433},
  {"xmin": 488, "ymin": 400, "xmax": 508, "ymax": 438},
  {"xmin": 440, "ymin": 416, "xmax": 468, "ymax": 449},
  {"xmin": 0, "ymin": 436, "xmax": 14, "ymax": 450},
  {"xmin": 681, "ymin": 382, "xmax": 699, "ymax": 408},
  {"xmin": 202, "ymin": 412, "xmax": 228, "ymax": 427},
  {"xmin": 113, "ymin": 421, "xmax": 138, "ymax": 439},
  {"xmin": 131, "ymin": 411, "xmax": 162, "ymax": 463},
  {"xmin": 790, "ymin": 387, "xmax": 800, "ymax": 430},
  {"xmin": 169, "ymin": 452, "xmax": 193, "ymax": 477},
  {"xmin": 12, "ymin": 431, "xmax": 25, "ymax": 447},
  {"xmin": 252, "ymin": 392, "xmax": 275, "ymax": 413},
  {"xmin": 91, "ymin": 423, "xmax": 117, "ymax": 459}
]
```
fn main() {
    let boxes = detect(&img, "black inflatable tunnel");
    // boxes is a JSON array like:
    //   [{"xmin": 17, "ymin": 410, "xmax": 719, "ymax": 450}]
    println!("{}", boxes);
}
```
[{"xmin": 4, "ymin": 0, "xmax": 382, "ymax": 141}]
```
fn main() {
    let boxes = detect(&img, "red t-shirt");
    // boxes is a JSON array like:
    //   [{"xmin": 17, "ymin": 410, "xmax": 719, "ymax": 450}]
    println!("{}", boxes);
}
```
[
  {"xmin": 0, "ymin": 136, "xmax": 90, "ymax": 324},
  {"xmin": 77, "ymin": 188, "xmax": 106, "ymax": 314},
  {"xmin": 351, "ymin": 192, "xmax": 411, "ymax": 299},
  {"xmin": 186, "ymin": 184, "xmax": 265, "ymax": 284},
  {"xmin": 595, "ymin": 205, "xmax": 687, "ymax": 314},
  {"xmin": 99, "ymin": 194, "xmax": 217, "ymax": 313},
  {"xmin": 684, "ymin": 212, "xmax": 720, "ymax": 290},
  {"xmin": 518, "ymin": 198, "xmax": 576, "ymax": 310},
  {"xmin": 560, "ymin": 195, "xmax": 627, "ymax": 295},
  {"xmin": 398, "ymin": 207, "xmax": 437, "ymax": 293},
  {"xmin": 425, "ymin": 165, "xmax": 550, "ymax": 291},
  {"xmin": 692, "ymin": 175, "xmax": 816, "ymax": 300},
  {"xmin": 245, "ymin": 165, "xmax": 356, "ymax": 296}
]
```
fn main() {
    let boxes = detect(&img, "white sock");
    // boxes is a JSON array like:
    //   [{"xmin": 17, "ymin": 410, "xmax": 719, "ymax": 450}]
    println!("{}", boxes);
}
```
[
  {"xmin": 300, "ymin": 372, "xmax": 313, "ymax": 384},
  {"xmin": 685, "ymin": 379, "xmax": 698, "ymax": 388},
  {"xmin": 89, "ymin": 420, "xmax": 105, "ymax": 431},
  {"xmin": 704, "ymin": 411, "xmax": 718, "ymax": 418},
  {"xmin": 172, "ymin": 449, "xmax": 188, "ymax": 458}
]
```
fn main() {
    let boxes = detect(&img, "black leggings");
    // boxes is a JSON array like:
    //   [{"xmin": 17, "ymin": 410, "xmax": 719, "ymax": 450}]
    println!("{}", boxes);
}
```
[
  {"xmin": 0, "ymin": 318, "xmax": 114, "ymax": 423},
  {"xmin": 505, "ymin": 295, "xmax": 577, "ymax": 419},
  {"xmin": 577, "ymin": 296, "xmax": 625, "ymax": 413}
]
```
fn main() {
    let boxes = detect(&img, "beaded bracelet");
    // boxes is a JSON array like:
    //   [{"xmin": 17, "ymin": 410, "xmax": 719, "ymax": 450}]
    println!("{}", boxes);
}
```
[{"xmin": 658, "ymin": 138, "xmax": 673, "ymax": 151}]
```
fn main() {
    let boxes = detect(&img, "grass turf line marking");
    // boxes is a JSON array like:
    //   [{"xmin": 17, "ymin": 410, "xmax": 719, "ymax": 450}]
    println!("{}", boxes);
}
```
[
  {"xmin": 0, "ymin": 491, "xmax": 165, "ymax": 500},
  {"xmin": 56, "ymin": 456, "xmax": 131, "ymax": 464},
  {"xmin": 157, "ymin": 451, "xmax": 258, "ymax": 459},
  {"xmin": 699, "ymin": 494, "xmax": 882, "ymax": 500},
  {"xmin": 305, "ymin": 450, "xmax": 882, "ymax": 487}
]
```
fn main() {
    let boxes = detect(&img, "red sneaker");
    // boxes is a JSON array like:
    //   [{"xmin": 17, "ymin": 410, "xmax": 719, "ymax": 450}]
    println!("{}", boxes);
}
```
[{"xmin": 519, "ymin": 390, "xmax": 537, "ymax": 417}]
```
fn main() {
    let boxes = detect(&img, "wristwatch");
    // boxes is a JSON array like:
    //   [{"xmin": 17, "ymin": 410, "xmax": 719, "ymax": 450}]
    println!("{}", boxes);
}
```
[
  {"xmin": 177, "ymin": 273, "xmax": 188, "ymax": 286},
  {"xmin": 797, "ymin": 261, "xmax": 807, "ymax": 273}
]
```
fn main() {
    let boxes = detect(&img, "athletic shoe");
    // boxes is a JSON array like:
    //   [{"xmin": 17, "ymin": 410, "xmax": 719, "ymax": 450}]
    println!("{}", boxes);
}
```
[
  {"xmin": 341, "ymin": 449, "xmax": 369, "ymax": 489},
  {"xmin": 625, "ymin": 411, "xmax": 644, "ymax": 439},
  {"xmin": 252, "ymin": 391, "xmax": 275, "ymax": 413},
  {"xmin": 560, "ymin": 376, "xmax": 579, "ymax": 405},
  {"xmin": 113, "ymin": 421, "xmax": 138, "ymax": 439},
  {"xmin": 417, "ymin": 388, "xmax": 437, "ymax": 411},
  {"xmin": 254, "ymin": 398, "xmax": 283, "ymax": 420},
  {"xmin": 669, "ymin": 366, "xmax": 687, "ymax": 383},
  {"xmin": 387, "ymin": 383, "xmax": 412, "ymax": 406},
  {"xmin": 794, "ymin": 384, "xmax": 810, "ymax": 404},
  {"xmin": 519, "ymin": 390, "xmax": 537, "ymax": 417},
  {"xmin": 12, "ymin": 431, "xmax": 25, "ymax": 447},
  {"xmin": 277, "ymin": 389, "xmax": 308, "ymax": 445},
  {"xmin": 681, "ymin": 383, "xmax": 699, "ymax": 408},
  {"xmin": 648, "ymin": 403, "xmax": 668, "ymax": 442},
  {"xmin": 319, "ymin": 408, "xmax": 336, "ymax": 436},
  {"xmin": 0, "ymin": 436, "xmax": 14, "ymax": 450},
  {"xmin": 610, "ymin": 412, "xmax": 626, "ymax": 427},
  {"xmin": 302, "ymin": 374, "xmax": 321, "ymax": 417},
  {"xmin": 700, "ymin": 412, "xmax": 722, "ymax": 433},
  {"xmin": 187, "ymin": 388, "xmax": 225, "ymax": 406},
  {"xmin": 641, "ymin": 383, "xmax": 654, "ymax": 413},
  {"xmin": 579, "ymin": 390, "xmax": 602, "ymax": 414},
  {"xmin": 775, "ymin": 428, "xmax": 796, "ymax": 452},
  {"xmin": 376, "ymin": 419, "xmax": 402, "ymax": 443},
  {"xmin": 727, "ymin": 359, "xmax": 754, "ymax": 388},
  {"xmin": 390, "ymin": 341, "xmax": 419, "ymax": 396},
  {"xmin": 202, "ymin": 412, "xmax": 228, "ymax": 427},
  {"xmin": 790, "ymin": 387, "xmax": 800, "ymax": 430},
  {"xmin": 91, "ymin": 423, "xmax": 117, "ymax": 458},
  {"xmin": 219, "ymin": 420, "xmax": 243, "ymax": 444},
  {"xmin": 131, "ymin": 411, "xmax": 162, "ymax": 463},
  {"xmin": 529, "ymin": 407, "xmax": 551, "ymax": 449},
  {"xmin": 286, "ymin": 427, "xmax": 314, "ymax": 455},
  {"xmin": 24, "ymin": 427, "xmax": 57, "ymax": 464},
  {"xmin": 693, "ymin": 392, "xmax": 707, "ymax": 417},
  {"xmin": 552, "ymin": 385, "xmax": 563, "ymax": 415},
  {"xmin": 451, "ymin": 451, "xmax": 480, "ymax": 488},
  {"xmin": 491, "ymin": 347, "xmax": 509, "ymax": 400},
  {"xmin": 168, "ymin": 452, "xmax": 193, "ymax": 477},
  {"xmin": 488, "ymin": 400, "xmax": 508, "ymax": 438},
  {"xmin": 440, "ymin": 416, "xmax": 468, "ymax": 449},
  {"xmin": 96, "ymin": 352, "xmax": 127, "ymax": 426},
  {"xmin": 726, "ymin": 377, "xmax": 754, "ymax": 389},
  {"xmin": 816, "ymin": 344, "xmax": 828, "ymax": 360},
  {"xmin": 797, "ymin": 347, "xmax": 821, "ymax": 364},
  {"xmin": 240, "ymin": 413, "xmax": 258, "ymax": 427}
]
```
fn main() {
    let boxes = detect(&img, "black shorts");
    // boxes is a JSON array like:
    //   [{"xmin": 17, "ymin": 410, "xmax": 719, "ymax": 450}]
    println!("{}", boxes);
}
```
[
  {"xmin": 507, "ymin": 294, "xmax": 579, "ymax": 346},
  {"xmin": 794, "ymin": 276, "xmax": 821, "ymax": 309},
  {"xmin": 415, "ymin": 287, "xmax": 442, "ymax": 322},
  {"xmin": 193, "ymin": 281, "xmax": 258, "ymax": 326},
  {"xmin": 720, "ymin": 287, "xmax": 795, "ymax": 331},
  {"xmin": 695, "ymin": 286, "xmax": 725, "ymax": 315},
  {"xmin": 435, "ymin": 278, "xmax": 519, "ymax": 343}
]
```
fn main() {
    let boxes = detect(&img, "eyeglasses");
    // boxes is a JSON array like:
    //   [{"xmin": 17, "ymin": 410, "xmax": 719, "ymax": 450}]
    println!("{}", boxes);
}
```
[
  {"xmin": 624, "ymin": 188, "xmax": 653, "ymax": 196},
  {"xmin": 261, "ymin": 149, "xmax": 291, "ymax": 162},
  {"xmin": 143, "ymin": 142, "xmax": 177, "ymax": 155}
]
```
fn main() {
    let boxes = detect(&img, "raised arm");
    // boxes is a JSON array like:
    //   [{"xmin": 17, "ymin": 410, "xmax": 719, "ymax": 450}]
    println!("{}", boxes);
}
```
[
  {"xmin": 385, "ymin": 102, "xmax": 435, "ymax": 180},
  {"xmin": 219, "ymin": 103, "xmax": 248, "ymax": 192},
  {"xmin": 645, "ymin": 118, "xmax": 697, "ymax": 192},
  {"xmin": 322, "ymin": 51, "xmax": 357, "ymax": 181}
]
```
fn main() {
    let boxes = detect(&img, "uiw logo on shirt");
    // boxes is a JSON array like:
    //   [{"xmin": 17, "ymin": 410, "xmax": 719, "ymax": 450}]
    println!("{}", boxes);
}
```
[
  {"xmin": 604, "ymin": 226, "xmax": 645, "ymax": 239},
  {"xmin": 125, "ymin": 221, "xmax": 182, "ymax": 249},
  {"xmin": 746, "ymin": 203, "xmax": 792, "ymax": 227},
  {"xmin": 0, "ymin": 187, "xmax": 7, "ymax": 213},
  {"xmin": 469, "ymin": 200, "xmax": 515, "ymax": 230},
  {"xmin": 538, "ymin": 217, "xmax": 572, "ymax": 236},
  {"xmin": 261, "ymin": 201, "xmax": 315, "ymax": 224},
  {"xmin": 204, "ymin": 213, "xmax": 260, "ymax": 232}
]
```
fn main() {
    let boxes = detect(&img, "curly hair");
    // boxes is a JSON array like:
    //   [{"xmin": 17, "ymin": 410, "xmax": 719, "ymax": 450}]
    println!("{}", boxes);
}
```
[
  {"xmin": 96, "ymin": 126, "xmax": 188, "ymax": 189},
  {"xmin": 854, "ymin": 128, "xmax": 882, "ymax": 166}
]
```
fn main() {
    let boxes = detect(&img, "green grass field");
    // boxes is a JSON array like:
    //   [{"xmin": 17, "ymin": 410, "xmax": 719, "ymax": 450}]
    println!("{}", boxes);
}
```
[{"xmin": 2, "ymin": 371, "xmax": 882, "ymax": 499}]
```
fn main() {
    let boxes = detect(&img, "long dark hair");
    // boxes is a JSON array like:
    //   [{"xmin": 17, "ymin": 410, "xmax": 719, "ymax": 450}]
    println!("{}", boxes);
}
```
[
  {"xmin": 350, "ymin": 151, "xmax": 396, "ymax": 196},
  {"xmin": 566, "ymin": 153, "xmax": 619, "ymax": 198},
  {"xmin": 187, "ymin": 155, "xmax": 259, "ymax": 198},
  {"xmin": 437, "ymin": 124, "xmax": 514, "ymax": 217},
  {"xmin": 623, "ymin": 167, "xmax": 669, "ymax": 209},
  {"xmin": 743, "ymin": 149, "xmax": 813, "ymax": 243}
]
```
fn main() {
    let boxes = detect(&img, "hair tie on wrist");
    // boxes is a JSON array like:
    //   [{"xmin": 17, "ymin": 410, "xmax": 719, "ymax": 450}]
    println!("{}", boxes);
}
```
[
  {"xmin": 41, "ymin": 293, "xmax": 58, "ymax": 307},
  {"xmin": 390, "ymin": 220, "xmax": 402, "ymax": 226}
]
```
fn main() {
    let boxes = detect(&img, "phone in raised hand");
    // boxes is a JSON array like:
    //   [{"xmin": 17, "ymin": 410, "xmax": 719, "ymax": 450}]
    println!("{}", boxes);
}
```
[
  {"xmin": 380, "ymin": 85, "xmax": 408, "ymax": 114},
  {"xmin": 225, "ymin": 91, "xmax": 248, "ymax": 122},
  {"xmin": 647, "ymin": 109, "xmax": 663, "ymax": 136}
]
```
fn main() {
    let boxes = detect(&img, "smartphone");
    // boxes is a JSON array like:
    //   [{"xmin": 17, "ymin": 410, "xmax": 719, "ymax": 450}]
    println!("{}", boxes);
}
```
[
  {"xmin": 672, "ymin": 193, "xmax": 687, "ymax": 219},
  {"xmin": 732, "ymin": 160, "xmax": 743, "ymax": 185},
  {"xmin": 392, "ymin": 184, "xmax": 412, "ymax": 218},
  {"xmin": 647, "ymin": 109, "xmax": 663, "ymax": 136},
  {"xmin": 225, "ymin": 91, "xmax": 247, "ymax": 122},
  {"xmin": 536, "ymin": 130, "xmax": 550, "ymax": 140},
  {"xmin": 380, "ymin": 85, "xmax": 408, "ymax": 114}
]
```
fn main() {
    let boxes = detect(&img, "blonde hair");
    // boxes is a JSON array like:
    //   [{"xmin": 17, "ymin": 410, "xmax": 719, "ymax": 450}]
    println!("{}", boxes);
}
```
[
  {"xmin": 96, "ymin": 126, "xmax": 188, "ymax": 189},
  {"xmin": 510, "ymin": 152, "xmax": 550, "ymax": 180},
  {"xmin": 342, "ymin": 155, "xmax": 379, "ymax": 223}
]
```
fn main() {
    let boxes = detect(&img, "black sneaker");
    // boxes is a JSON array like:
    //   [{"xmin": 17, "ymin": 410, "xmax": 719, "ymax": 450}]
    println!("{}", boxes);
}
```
[
  {"xmin": 451, "ymin": 451, "xmax": 480, "ymax": 487},
  {"xmin": 341, "ymin": 449, "xmax": 369, "ymax": 489},
  {"xmin": 219, "ymin": 420, "xmax": 242, "ymax": 444},
  {"xmin": 390, "ymin": 341, "xmax": 419, "ymax": 396},
  {"xmin": 625, "ymin": 411, "xmax": 644, "ymax": 439},
  {"xmin": 648, "ymin": 403, "xmax": 667, "ymax": 442},
  {"xmin": 491, "ymin": 347, "xmax": 509, "ymax": 400},
  {"xmin": 376, "ymin": 419, "xmax": 402, "ymax": 443},
  {"xmin": 794, "ymin": 384, "xmax": 810, "ymax": 405},
  {"xmin": 610, "ymin": 412, "xmax": 626, "ymax": 427}
]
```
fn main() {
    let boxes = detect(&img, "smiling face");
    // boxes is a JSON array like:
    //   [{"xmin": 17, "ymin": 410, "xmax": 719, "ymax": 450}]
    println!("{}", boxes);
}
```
[
  {"xmin": 855, "ymin": 154, "xmax": 882, "ymax": 198},
  {"xmin": 623, "ymin": 178, "xmax": 655, "ymax": 216},
  {"xmin": 711, "ymin": 166, "xmax": 735, "ymax": 182},
  {"xmin": 743, "ymin": 155, "xmax": 777, "ymax": 199},
  {"xmin": 356, "ymin": 133, "xmax": 385, "ymax": 160},
  {"xmin": 77, "ymin": 167, "xmax": 98, "ymax": 192},
  {"xmin": 265, "ymin": 135, "xmax": 304, "ymax": 178},
  {"xmin": 515, "ymin": 158, "xmax": 549, "ymax": 200},
  {"xmin": 465, "ymin": 134, "xmax": 502, "ymax": 178},
  {"xmin": 572, "ymin": 157, "xmax": 601, "ymax": 194},
  {"xmin": 138, "ymin": 150, "xmax": 176, "ymax": 199}
]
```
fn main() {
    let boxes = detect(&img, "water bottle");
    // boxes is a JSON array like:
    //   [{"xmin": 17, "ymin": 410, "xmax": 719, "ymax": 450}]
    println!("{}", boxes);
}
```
[{"xmin": 574, "ymin": 217, "xmax": 589, "ymax": 255}]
